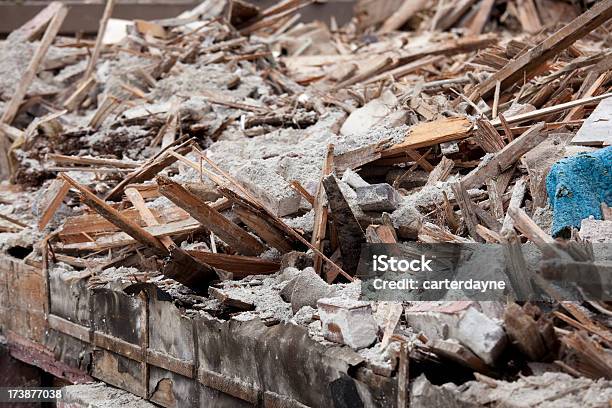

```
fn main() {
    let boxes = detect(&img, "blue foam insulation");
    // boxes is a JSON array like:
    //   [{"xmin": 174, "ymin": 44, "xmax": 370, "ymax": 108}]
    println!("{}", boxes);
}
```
[{"xmin": 546, "ymin": 146, "xmax": 612, "ymax": 237}]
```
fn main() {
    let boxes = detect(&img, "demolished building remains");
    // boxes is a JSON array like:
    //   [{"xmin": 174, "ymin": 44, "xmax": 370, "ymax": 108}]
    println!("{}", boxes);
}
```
[{"xmin": 1, "ymin": 0, "xmax": 612, "ymax": 406}]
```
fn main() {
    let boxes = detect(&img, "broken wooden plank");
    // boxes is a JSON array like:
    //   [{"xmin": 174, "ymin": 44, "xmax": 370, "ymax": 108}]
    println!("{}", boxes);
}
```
[
  {"xmin": 379, "ymin": 0, "xmax": 427, "ymax": 33},
  {"xmin": 426, "ymin": 157, "xmax": 455, "ymax": 186},
  {"xmin": 466, "ymin": 0, "xmax": 495, "ymax": 35},
  {"xmin": 233, "ymin": 204, "xmax": 294, "ymax": 253},
  {"xmin": 500, "ymin": 177, "xmax": 527, "ymax": 233},
  {"xmin": 195, "ymin": 152, "xmax": 353, "ymax": 281},
  {"xmin": 58, "ymin": 218, "xmax": 201, "ymax": 251},
  {"xmin": 105, "ymin": 139, "xmax": 192, "ymax": 201},
  {"xmin": 83, "ymin": 0, "xmax": 116, "ymax": 81},
  {"xmin": 38, "ymin": 177, "xmax": 70, "ymax": 230},
  {"xmin": 462, "ymin": 123, "xmax": 546, "ymax": 189},
  {"xmin": 186, "ymin": 251, "xmax": 279, "ymax": 277},
  {"xmin": 312, "ymin": 144, "xmax": 334, "ymax": 274},
  {"xmin": 322, "ymin": 175, "xmax": 366, "ymax": 274},
  {"xmin": 61, "ymin": 173, "xmax": 168, "ymax": 253},
  {"xmin": 61, "ymin": 174, "xmax": 218, "ymax": 290},
  {"xmin": 382, "ymin": 117, "xmax": 473, "ymax": 157},
  {"xmin": 9, "ymin": 1, "xmax": 65, "ymax": 41},
  {"xmin": 209, "ymin": 287, "xmax": 255, "ymax": 311},
  {"xmin": 451, "ymin": 181, "xmax": 484, "ymax": 242},
  {"xmin": 125, "ymin": 186, "xmax": 221, "ymax": 288},
  {"xmin": 156, "ymin": 175, "xmax": 266, "ymax": 256},
  {"xmin": 503, "ymin": 303, "xmax": 548, "ymax": 360},
  {"xmin": 429, "ymin": 339, "xmax": 491, "ymax": 373}
]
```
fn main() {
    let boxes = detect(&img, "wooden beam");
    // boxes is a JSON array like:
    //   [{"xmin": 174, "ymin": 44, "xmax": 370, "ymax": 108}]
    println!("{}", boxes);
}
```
[
  {"xmin": 470, "ymin": 0, "xmax": 612, "ymax": 100},
  {"xmin": 83, "ymin": 0, "xmax": 115, "ymax": 81},
  {"xmin": 186, "ymin": 250, "xmax": 279, "ymax": 278},
  {"xmin": 490, "ymin": 93, "xmax": 612, "ymax": 127},
  {"xmin": 156, "ymin": 175, "xmax": 266, "ymax": 256},
  {"xmin": 9, "ymin": 1, "xmax": 65, "ymax": 41},
  {"xmin": 233, "ymin": 204, "xmax": 293, "ymax": 253},
  {"xmin": 379, "ymin": 0, "xmax": 428, "ymax": 33}
]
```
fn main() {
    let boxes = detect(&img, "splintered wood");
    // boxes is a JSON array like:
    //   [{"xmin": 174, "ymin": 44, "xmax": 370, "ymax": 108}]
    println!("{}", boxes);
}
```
[{"xmin": 2, "ymin": 0, "xmax": 612, "ymax": 398}]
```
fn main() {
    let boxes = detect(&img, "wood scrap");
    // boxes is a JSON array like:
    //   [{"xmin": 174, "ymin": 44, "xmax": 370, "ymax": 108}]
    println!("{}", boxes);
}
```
[
  {"xmin": 156, "ymin": 175, "xmax": 266, "ymax": 256},
  {"xmin": 470, "ymin": 0, "xmax": 612, "ymax": 100}
]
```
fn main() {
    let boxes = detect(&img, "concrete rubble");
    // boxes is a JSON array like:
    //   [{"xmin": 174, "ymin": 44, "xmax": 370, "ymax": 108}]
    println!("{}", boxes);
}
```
[{"xmin": 0, "ymin": 0, "xmax": 611, "ymax": 407}]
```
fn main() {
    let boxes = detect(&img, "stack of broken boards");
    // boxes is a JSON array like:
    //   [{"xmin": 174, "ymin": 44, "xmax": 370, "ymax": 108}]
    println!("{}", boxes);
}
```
[{"xmin": 1, "ymin": 0, "xmax": 612, "ymax": 404}]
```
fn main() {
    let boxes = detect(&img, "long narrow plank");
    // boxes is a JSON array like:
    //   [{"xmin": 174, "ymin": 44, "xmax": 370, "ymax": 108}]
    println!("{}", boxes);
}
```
[
  {"xmin": 311, "ymin": 144, "xmax": 334, "ymax": 273},
  {"xmin": 38, "ymin": 178, "xmax": 70, "ymax": 230},
  {"xmin": 60, "ymin": 206, "xmax": 189, "ymax": 237},
  {"xmin": 83, "ymin": 0, "xmax": 116, "ymax": 81},
  {"xmin": 469, "ymin": 0, "xmax": 612, "ymax": 100},
  {"xmin": 233, "ymin": 205, "xmax": 294, "ymax": 253},
  {"xmin": 379, "ymin": 0, "xmax": 428, "ymax": 33},
  {"xmin": 490, "ymin": 93, "xmax": 612, "ymax": 127},
  {"xmin": 9, "ymin": 1, "xmax": 64, "ymax": 41},
  {"xmin": 186, "ymin": 251, "xmax": 280, "ymax": 277},
  {"xmin": 58, "ymin": 218, "xmax": 201, "ymax": 250},
  {"xmin": 157, "ymin": 175, "xmax": 266, "ymax": 256}
]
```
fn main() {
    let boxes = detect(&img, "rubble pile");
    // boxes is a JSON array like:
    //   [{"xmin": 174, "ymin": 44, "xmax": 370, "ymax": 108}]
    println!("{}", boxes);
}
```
[{"xmin": 0, "ymin": 0, "xmax": 611, "ymax": 406}]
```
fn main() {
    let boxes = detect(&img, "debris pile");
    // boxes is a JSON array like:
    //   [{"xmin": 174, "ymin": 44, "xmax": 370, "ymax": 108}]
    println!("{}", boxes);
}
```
[{"xmin": 1, "ymin": 0, "xmax": 612, "ymax": 405}]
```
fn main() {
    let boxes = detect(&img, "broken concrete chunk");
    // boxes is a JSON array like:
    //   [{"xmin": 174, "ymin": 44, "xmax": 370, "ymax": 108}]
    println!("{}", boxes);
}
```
[
  {"xmin": 390, "ymin": 200, "xmax": 423, "ymax": 239},
  {"xmin": 454, "ymin": 307, "xmax": 506, "ymax": 366},
  {"xmin": 234, "ymin": 163, "xmax": 301, "ymax": 217},
  {"xmin": 340, "ymin": 90, "xmax": 398, "ymax": 136},
  {"xmin": 318, "ymin": 297, "xmax": 378, "ymax": 350},
  {"xmin": 341, "ymin": 168, "xmax": 369, "ymax": 189},
  {"xmin": 404, "ymin": 301, "xmax": 469, "ymax": 341},
  {"xmin": 410, "ymin": 375, "xmax": 473, "ymax": 408},
  {"xmin": 580, "ymin": 218, "xmax": 612, "ymax": 243},
  {"xmin": 277, "ymin": 267, "xmax": 301, "ymax": 284},
  {"xmin": 405, "ymin": 302, "xmax": 506, "ymax": 365},
  {"xmin": 356, "ymin": 183, "xmax": 401, "ymax": 212},
  {"xmin": 287, "ymin": 267, "xmax": 336, "ymax": 313},
  {"xmin": 280, "ymin": 251, "xmax": 314, "ymax": 271}
]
